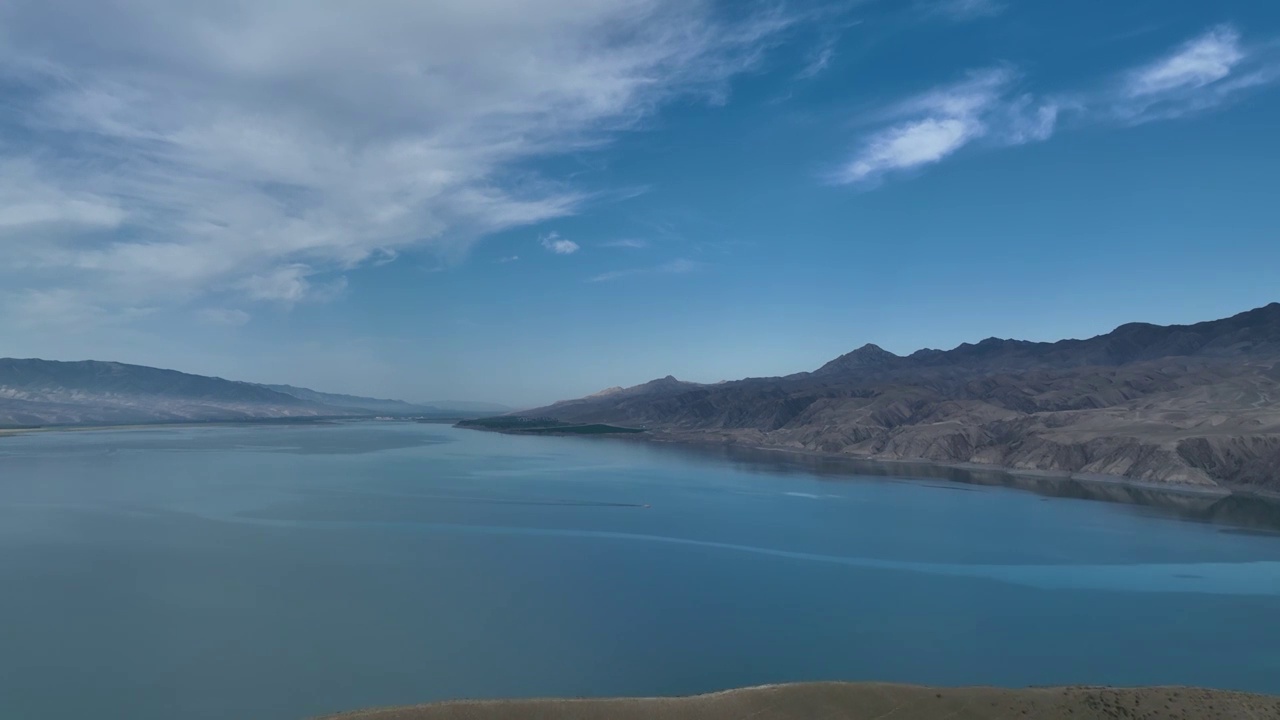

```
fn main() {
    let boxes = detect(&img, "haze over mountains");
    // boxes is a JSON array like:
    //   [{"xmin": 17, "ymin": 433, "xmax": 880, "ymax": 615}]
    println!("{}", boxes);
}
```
[
  {"xmin": 510, "ymin": 304, "xmax": 1280, "ymax": 491},
  {"xmin": 254, "ymin": 384, "xmax": 445, "ymax": 416},
  {"xmin": 0, "ymin": 360, "xmax": 494, "ymax": 428}
]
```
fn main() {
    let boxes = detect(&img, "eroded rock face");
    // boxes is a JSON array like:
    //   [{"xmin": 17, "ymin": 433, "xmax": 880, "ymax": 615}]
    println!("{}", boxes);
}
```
[
  {"xmin": 514, "ymin": 304, "xmax": 1280, "ymax": 490},
  {"xmin": 1177, "ymin": 435, "xmax": 1280, "ymax": 486}
]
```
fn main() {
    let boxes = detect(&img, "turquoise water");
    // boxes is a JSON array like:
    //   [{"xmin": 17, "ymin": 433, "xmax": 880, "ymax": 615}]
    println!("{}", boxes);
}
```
[{"xmin": 1, "ymin": 422, "xmax": 1278, "ymax": 719}]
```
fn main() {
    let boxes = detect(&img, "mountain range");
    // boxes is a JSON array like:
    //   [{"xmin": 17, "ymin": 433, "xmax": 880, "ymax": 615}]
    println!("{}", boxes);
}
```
[
  {"xmin": 501, "ymin": 303, "xmax": 1280, "ymax": 491},
  {"xmin": 0, "ymin": 359, "xmax": 490, "ymax": 427}
]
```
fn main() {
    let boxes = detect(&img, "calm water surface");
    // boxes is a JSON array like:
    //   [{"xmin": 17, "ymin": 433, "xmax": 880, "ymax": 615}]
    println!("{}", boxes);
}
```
[{"xmin": 1, "ymin": 422, "xmax": 1279, "ymax": 719}]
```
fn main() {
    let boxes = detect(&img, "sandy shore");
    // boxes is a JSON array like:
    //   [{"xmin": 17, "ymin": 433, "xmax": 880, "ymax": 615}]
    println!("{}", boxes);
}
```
[{"xmin": 316, "ymin": 681, "xmax": 1280, "ymax": 720}]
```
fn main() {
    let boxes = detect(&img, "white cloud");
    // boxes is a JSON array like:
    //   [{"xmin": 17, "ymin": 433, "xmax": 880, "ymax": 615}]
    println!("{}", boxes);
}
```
[
  {"xmin": 1001, "ymin": 96, "xmax": 1061, "ymax": 144},
  {"xmin": 602, "ymin": 239, "xmax": 649, "ymax": 249},
  {"xmin": 0, "ymin": 159, "xmax": 126, "ymax": 231},
  {"xmin": 539, "ymin": 231, "xmax": 580, "ymax": 255},
  {"xmin": 0, "ymin": 0, "xmax": 790, "ymax": 319},
  {"xmin": 241, "ymin": 265, "xmax": 316, "ymax": 303},
  {"xmin": 3, "ymin": 288, "xmax": 153, "ymax": 329},
  {"xmin": 588, "ymin": 258, "xmax": 700, "ymax": 282},
  {"xmin": 1112, "ymin": 24, "xmax": 1278, "ymax": 123},
  {"xmin": 1126, "ymin": 25, "xmax": 1243, "ymax": 97},
  {"xmin": 836, "ymin": 68, "xmax": 1055, "ymax": 185},
  {"xmin": 840, "ymin": 117, "xmax": 980, "ymax": 184},
  {"xmin": 496, "ymin": 255, "xmax": 520, "ymax": 263},
  {"xmin": 239, "ymin": 265, "xmax": 347, "ymax": 303},
  {"xmin": 835, "ymin": 24, "xmax": 1277, "ymax": 187}
]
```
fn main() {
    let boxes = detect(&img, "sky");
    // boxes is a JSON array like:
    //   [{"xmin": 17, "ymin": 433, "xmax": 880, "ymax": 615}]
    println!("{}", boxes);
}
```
[{"xmin": 2, "ymin": 0, "xmax": 1279, "ymax": 407}]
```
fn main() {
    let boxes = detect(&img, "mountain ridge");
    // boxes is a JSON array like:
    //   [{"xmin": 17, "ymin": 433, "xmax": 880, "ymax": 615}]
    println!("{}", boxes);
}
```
[{"xmin": 492, "ymin": 303, "xmax": 1280, "ymax": 491}]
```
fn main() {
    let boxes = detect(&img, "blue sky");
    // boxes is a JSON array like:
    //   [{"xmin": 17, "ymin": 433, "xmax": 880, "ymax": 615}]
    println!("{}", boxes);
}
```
[{"xmin": 2, "ymin": 0, "xmax": 1278, "ymax": 406}]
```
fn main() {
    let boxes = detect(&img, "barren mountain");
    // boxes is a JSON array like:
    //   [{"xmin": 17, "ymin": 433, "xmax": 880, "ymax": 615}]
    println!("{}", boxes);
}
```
[{"xmin": 504, "ymin": 304, "xmax": 1280, "ymax": 491}]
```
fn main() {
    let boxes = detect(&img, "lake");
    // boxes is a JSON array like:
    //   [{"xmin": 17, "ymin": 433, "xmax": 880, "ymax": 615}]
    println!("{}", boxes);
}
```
[{"xmin": 1, "ymin": 421, "xmax": 1279, "ymax": 719}]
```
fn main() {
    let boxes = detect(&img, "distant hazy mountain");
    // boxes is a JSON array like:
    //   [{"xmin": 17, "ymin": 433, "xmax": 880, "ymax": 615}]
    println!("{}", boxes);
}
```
[
  {"xmin": 418, "ymin": 400, "xmax": 513, "ymax": 413},
  {"xmin": 0, "ymin": 360, "xmax": 488, "ymax": 428},
  {"xmin": 0, "ymin": 359, "xmax": 343, "ymax": 427},
  {"xmin": 258, "ymin": 384, "xmax": 444, "ymax": 415},
  {"xmin": 494, "ymin": 303, "xmax": 1280, "ymax": 491}
]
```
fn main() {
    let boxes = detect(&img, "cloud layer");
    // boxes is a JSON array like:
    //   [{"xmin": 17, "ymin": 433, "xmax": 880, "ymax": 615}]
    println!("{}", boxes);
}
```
[
  {"xmin": 0, "ymin": 0, "xmax": 788, "ymax": 322},
  {"xmin": 540, "ymin": 232, "xmax": 581, "ymax": 255},
  {"xmin": 1112, "ymin": 24, "xmax": 1276, "ymax": 124},
  {"xmin": 836, "ymin": 24, "xmax": 1277, "ymax": 186},
  {"xmin": 836, "ymin": 68, "xmax": 1056, "ymax": 185}
]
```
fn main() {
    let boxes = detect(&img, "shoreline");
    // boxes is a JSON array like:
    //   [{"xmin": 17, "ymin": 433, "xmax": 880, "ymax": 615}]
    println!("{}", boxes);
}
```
[
  {"xmin": 636, "ymin": 433, "xmax": 1250, "ymax": 499},
  {"xmin": 316, "ymin": 680, "xmax": 1280, "ymax": 720},
  {"xmin": 9, "ymin": 418, "xmax": 1278, "ymax": 510},
  {"xmin": 453, "ymin": 425, "xmax": 1280, "ymax": 532},
  {"xmin": 457, "ymin": 423, "xmax": 1270, "ymax": 500},
  {"xmin": 0, "ymin": 414, "xmax": 470, "ymax": 439},
  {"xmin": 0, "ymin": 415, "xmax": 390, "ymax": 439}
]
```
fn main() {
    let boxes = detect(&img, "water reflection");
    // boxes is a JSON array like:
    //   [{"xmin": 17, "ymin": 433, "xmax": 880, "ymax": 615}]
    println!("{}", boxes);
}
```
[{"xmin": 643, "ymin": 440, "xmax": 1280, "ymax": 534}]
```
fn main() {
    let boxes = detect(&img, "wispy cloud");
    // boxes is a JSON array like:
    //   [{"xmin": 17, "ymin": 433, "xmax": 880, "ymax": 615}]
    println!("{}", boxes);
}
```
[
  {"xmin": 496, "ymin": 255, "xmax": 520, "ymax": 263},
  {"xmin": 3, "ymin": 288, "xmax": 153, "ymax": 330},
  {"xmin": 796, "ymin": 38, "xmax": 837, "ymax": 80},
  {"xmin": 588, "ymin": 258, "xmax": 700, "ymax": 282},
  {"xmin": 921, "ymin": 0, "xmax": 1006, "ymax": 22},
  {"xmin": 239, "ymin": 265, "xmax": 347, "ymax": 303},
  {"xmin": 835, "ymin": 68, "xmax": 1056, "ymax": 185},
  {"xmin": 0, "ymin": 0, "xmax": 793, "ymax": 322},
  {"xmin": 835, "ymin": 23, "xmax": 1277, "ymax": 187},
  {"xmin": 1111, "ymin": 24, "xmax": 1278, "ymax": 124},
  {"xmin": 539, "ymin": 232, "xmax": 580, "ymax": 255},
  {"xmin": 0, "ymin": 159, "xmax": 127, "ymax": 231},
  {"xmin": 602, "ymin": 239, "xmax": 649, "ymax": 249},
  {"xmin": 1127, "ymin": 25, "xmax": 1243, "ymax": 96}
]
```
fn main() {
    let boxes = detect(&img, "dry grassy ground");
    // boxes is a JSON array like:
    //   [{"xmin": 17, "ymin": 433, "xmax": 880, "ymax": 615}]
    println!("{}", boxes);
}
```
[{"xmin": 318, "ymin": 682, "xmax": 1280, "ymax": 720}]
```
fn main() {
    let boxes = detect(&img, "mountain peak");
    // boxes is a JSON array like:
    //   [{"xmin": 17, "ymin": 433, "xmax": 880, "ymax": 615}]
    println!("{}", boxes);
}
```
[
  {"xmin": 814, "ymin": 343, "xmax": 901, "ymax": 375},
  {"xmin": 1247, "ymin": 302, "xmax": 1280, "ymax": 318},
  {"xmin": 636, "ymin": 375, "xmax": 688, "ymax": 390}
]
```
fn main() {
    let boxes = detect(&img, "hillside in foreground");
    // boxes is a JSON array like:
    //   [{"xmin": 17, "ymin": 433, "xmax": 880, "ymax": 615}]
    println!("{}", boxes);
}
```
[
  {"xmin": 489, "ymin": 304, "xmax": 1280, "ymax": 491},
  {"xmin": 319, "ymin": 681, "xmax": 1280, "ymax": 720}
]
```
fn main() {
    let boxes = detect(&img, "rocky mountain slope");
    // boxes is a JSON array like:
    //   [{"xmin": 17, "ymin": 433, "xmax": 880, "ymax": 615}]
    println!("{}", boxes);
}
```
[
  {"xmin": 509, "ymin": 304, "xmax": 1280, "ymax": 491},
  {"xmin": 0, "ymin": 359, "xmax": 355, "ymax": 427}
]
